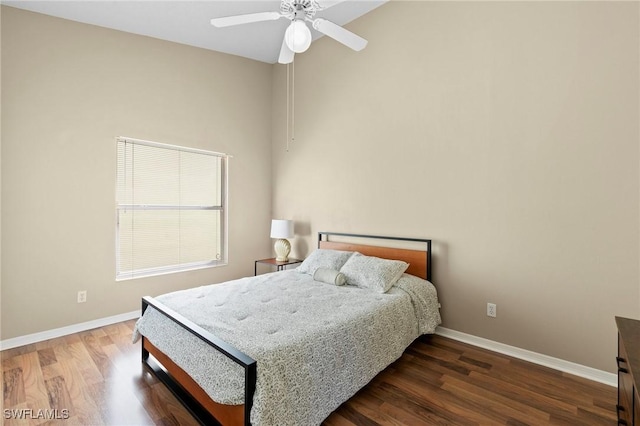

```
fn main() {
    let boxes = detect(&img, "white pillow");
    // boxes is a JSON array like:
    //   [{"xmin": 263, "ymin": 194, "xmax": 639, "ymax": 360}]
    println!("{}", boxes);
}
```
[
  {"xmin": 313, "ymin": 267, "xmax": 347, "ymax": 286},
  {"xmin": 339, "ymin": 252, "xmax": 409, "ymax": 293},
  {"xmin": 297, "ymin": 249, "xmax": 354, "ymax": 276}
]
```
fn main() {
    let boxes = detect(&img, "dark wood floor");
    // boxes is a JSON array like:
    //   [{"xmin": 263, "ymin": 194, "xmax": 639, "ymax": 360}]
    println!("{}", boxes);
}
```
[{"xmin": 2, "ymin": 319, "xmax": 616, "ymax": 425}]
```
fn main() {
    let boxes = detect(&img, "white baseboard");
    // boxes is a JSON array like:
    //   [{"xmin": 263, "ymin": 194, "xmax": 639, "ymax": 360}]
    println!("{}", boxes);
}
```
[
  {"xmin": 0, "ymin": 310, "xmax": 140, "ymax": 351},
  {"xmin": 436, "ymin": 326, "xmax": 617, "ymax": 387}
]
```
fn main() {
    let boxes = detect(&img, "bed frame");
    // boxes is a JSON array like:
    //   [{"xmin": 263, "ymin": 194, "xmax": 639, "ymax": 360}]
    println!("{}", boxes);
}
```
[{"xmin": 141, "ymin": 232, "xmax": 433, "ymax": 426}]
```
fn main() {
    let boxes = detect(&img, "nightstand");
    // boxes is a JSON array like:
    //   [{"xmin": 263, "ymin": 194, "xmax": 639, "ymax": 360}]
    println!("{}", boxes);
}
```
[{"xmin": 254, "ymin": 258, "xmax": 302, "ymax": 276}]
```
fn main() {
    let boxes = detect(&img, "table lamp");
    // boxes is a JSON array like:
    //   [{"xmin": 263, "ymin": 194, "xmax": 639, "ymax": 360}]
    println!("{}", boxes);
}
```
[{"xmin": 270, "ymin": 219, "xmax": 294, "ymax": 262}]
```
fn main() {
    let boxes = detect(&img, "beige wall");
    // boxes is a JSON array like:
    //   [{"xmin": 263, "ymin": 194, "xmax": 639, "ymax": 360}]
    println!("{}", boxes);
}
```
[
  {"xmin": 271, "ymin": 1, "xmax": 640, "ymax": 372},
  {"xmin": 2, "ymin": 1, "xmax": 639, "ymax": 375},
  {"xmin": 1, "ymin": 7, "xmax": 273, "ymax": 339}
]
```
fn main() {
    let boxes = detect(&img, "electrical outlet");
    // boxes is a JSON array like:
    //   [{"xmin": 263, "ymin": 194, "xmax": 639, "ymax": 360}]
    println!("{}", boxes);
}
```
[
  {"xmin": 77, "ymin": 291, "xmax": 87, "ymax": 303},
  {"xmin": 487, "ymin": 302, "xmax": 496, "ymax": 318}
]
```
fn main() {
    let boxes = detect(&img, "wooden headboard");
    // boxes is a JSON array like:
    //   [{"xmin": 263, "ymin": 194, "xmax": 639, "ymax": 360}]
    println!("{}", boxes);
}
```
[{"xmin": 318, "ymin": 232, "xmax": 432, "ymax": 282}]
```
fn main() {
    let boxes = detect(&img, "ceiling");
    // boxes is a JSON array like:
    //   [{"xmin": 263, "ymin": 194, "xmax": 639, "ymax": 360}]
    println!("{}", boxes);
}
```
[{"xmin": 2, "ymin": 0, "xmax": 387, "ymax": 64}]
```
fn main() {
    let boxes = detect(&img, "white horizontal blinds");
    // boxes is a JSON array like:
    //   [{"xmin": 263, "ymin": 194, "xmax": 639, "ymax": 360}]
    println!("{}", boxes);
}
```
[{"xmin": 116, "ymin": 138, "xmax": 226, "ymax": 279}]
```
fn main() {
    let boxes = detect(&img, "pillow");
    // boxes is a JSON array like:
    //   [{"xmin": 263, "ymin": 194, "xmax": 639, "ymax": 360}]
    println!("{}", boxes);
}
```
[
  {"xmin": 297, "ymin": 249, "xmax": 354, "ymax": 276},
  {"xmin": 339, "ymin": 252, "xmax": 409, "ymax": 293},
  {"xmin": 313, "ymin": 267, "xmax": 347, "ymax": 286}
]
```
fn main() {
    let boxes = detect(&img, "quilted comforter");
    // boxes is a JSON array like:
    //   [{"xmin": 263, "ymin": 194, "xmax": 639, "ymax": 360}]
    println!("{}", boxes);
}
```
[{"xmin": 133, "ymin": 270, "xmax": 441, "ymax": 425}]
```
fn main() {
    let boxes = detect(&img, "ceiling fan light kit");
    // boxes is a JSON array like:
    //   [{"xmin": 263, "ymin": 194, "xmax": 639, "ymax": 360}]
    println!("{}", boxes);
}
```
[
  {"xmin": 210, "ymin": 0, "xmax": 368, "ymax": 64},
  {"xmin": 285, "ymin": 20, "xmax": 312, "ymax": 53}
]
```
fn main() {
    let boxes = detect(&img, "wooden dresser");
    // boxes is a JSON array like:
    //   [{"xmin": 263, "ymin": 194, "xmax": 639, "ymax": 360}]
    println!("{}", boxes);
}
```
[{"xmin": 616, "ymin": 316, "xmax": 640, "ymax": 425}]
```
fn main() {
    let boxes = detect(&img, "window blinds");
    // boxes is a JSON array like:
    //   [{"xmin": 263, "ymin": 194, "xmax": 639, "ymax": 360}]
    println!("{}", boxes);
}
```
[{"xmin": 116, "ymin": 137, "xmax": 227, "ymax": 280}]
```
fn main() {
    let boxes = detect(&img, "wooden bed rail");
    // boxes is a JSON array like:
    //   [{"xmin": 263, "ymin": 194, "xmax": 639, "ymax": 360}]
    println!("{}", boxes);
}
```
[{"xmin": 141, "ymin": 296, "xmax": 256, "ymax": 426}]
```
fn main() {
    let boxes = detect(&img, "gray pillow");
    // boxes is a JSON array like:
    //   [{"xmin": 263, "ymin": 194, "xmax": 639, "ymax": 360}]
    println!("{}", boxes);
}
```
[
  {"xmin": 339, "ymin": 252, "xmax": 409, "ymax": 293},
  {"xmin": 313, "ymin": 267, "xmax": 347, "ymax": 286},
  {"xmin": 297, "ymin": 249, "xmax": 354, "ymax": 276}
]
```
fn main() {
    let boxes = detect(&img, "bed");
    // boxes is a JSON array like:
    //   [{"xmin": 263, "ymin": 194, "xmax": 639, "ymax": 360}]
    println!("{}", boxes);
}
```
[{"xmin": 134, "ymin": 232, "xmax": 441, "ymax": 425}]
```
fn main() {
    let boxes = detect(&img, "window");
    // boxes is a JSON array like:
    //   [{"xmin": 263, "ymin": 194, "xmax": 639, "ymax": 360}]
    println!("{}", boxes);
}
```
[{"xmin": 116, "ymin": 137, "xmax": 227, "ymax": 280}]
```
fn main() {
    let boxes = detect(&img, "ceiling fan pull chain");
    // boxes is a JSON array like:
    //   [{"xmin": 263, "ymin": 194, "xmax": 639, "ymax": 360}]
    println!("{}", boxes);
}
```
[
  {"xmin": 291, "ymin": 59, "xmax": 295, "ymax": 145},
  {"xmin": 286, "ymin": 62, "xmax": 290, "ymax": 152}
]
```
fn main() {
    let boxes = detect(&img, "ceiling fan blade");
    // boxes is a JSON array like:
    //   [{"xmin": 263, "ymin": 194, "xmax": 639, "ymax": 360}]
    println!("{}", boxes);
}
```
[
  {"xmin": 312, "ymin": 18, "xmax": 368, "ymax": 51},
  {"xmin": 278, "ymin": 35, "xmax": 295, "ymax": 64},
  {"xmin": 210, "ymin": 12, "xmax": 282, "ymax": 28}
]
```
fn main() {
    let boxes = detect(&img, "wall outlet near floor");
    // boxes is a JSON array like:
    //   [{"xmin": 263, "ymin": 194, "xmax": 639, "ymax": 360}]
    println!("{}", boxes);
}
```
[
  {"xmin": 487, "ymin": 302, "xmax": 497, "ymax": 318},
  {"xmin": 77, "ymin": 290, "xmax": 87, "ymax": 303}
]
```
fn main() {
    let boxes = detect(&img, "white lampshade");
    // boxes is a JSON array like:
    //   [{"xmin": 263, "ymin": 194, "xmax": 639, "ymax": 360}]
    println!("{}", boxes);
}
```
[
  {"xmin": 284, "ymin": 20, "xmax": 312, "ymax": 53},
  {"xmin": 270, "ymin": 219, "xmax": 294, "ymax": 239}
]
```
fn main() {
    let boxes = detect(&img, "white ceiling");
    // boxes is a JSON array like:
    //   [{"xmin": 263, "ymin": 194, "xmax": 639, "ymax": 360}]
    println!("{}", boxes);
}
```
[{"xmin": 2, "ymin": 0, "xmax": 387, "ymax": 64}]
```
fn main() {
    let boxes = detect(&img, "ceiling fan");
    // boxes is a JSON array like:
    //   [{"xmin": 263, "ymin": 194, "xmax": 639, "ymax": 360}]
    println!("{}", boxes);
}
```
[{"xmin": 210, "ymin": 0, "xmax": 368, "ymax": 64}]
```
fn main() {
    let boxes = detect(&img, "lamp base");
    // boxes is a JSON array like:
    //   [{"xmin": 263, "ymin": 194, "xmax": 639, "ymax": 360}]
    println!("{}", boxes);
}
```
[{"xmin": 274, "ymin": 238, "xmax": 291, "ymax": 262}]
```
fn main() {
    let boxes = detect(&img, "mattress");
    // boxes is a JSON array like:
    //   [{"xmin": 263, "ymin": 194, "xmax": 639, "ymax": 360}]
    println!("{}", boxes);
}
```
[{"xmin": 134, "ymin": 269, "xmax": 441, "ymax": 425}]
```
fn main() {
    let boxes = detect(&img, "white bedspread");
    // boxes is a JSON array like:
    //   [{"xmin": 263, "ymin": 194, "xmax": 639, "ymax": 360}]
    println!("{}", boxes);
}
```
[{"xmin": 133, "ymin": 270, "xmax": 440, "ymax": 425}]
